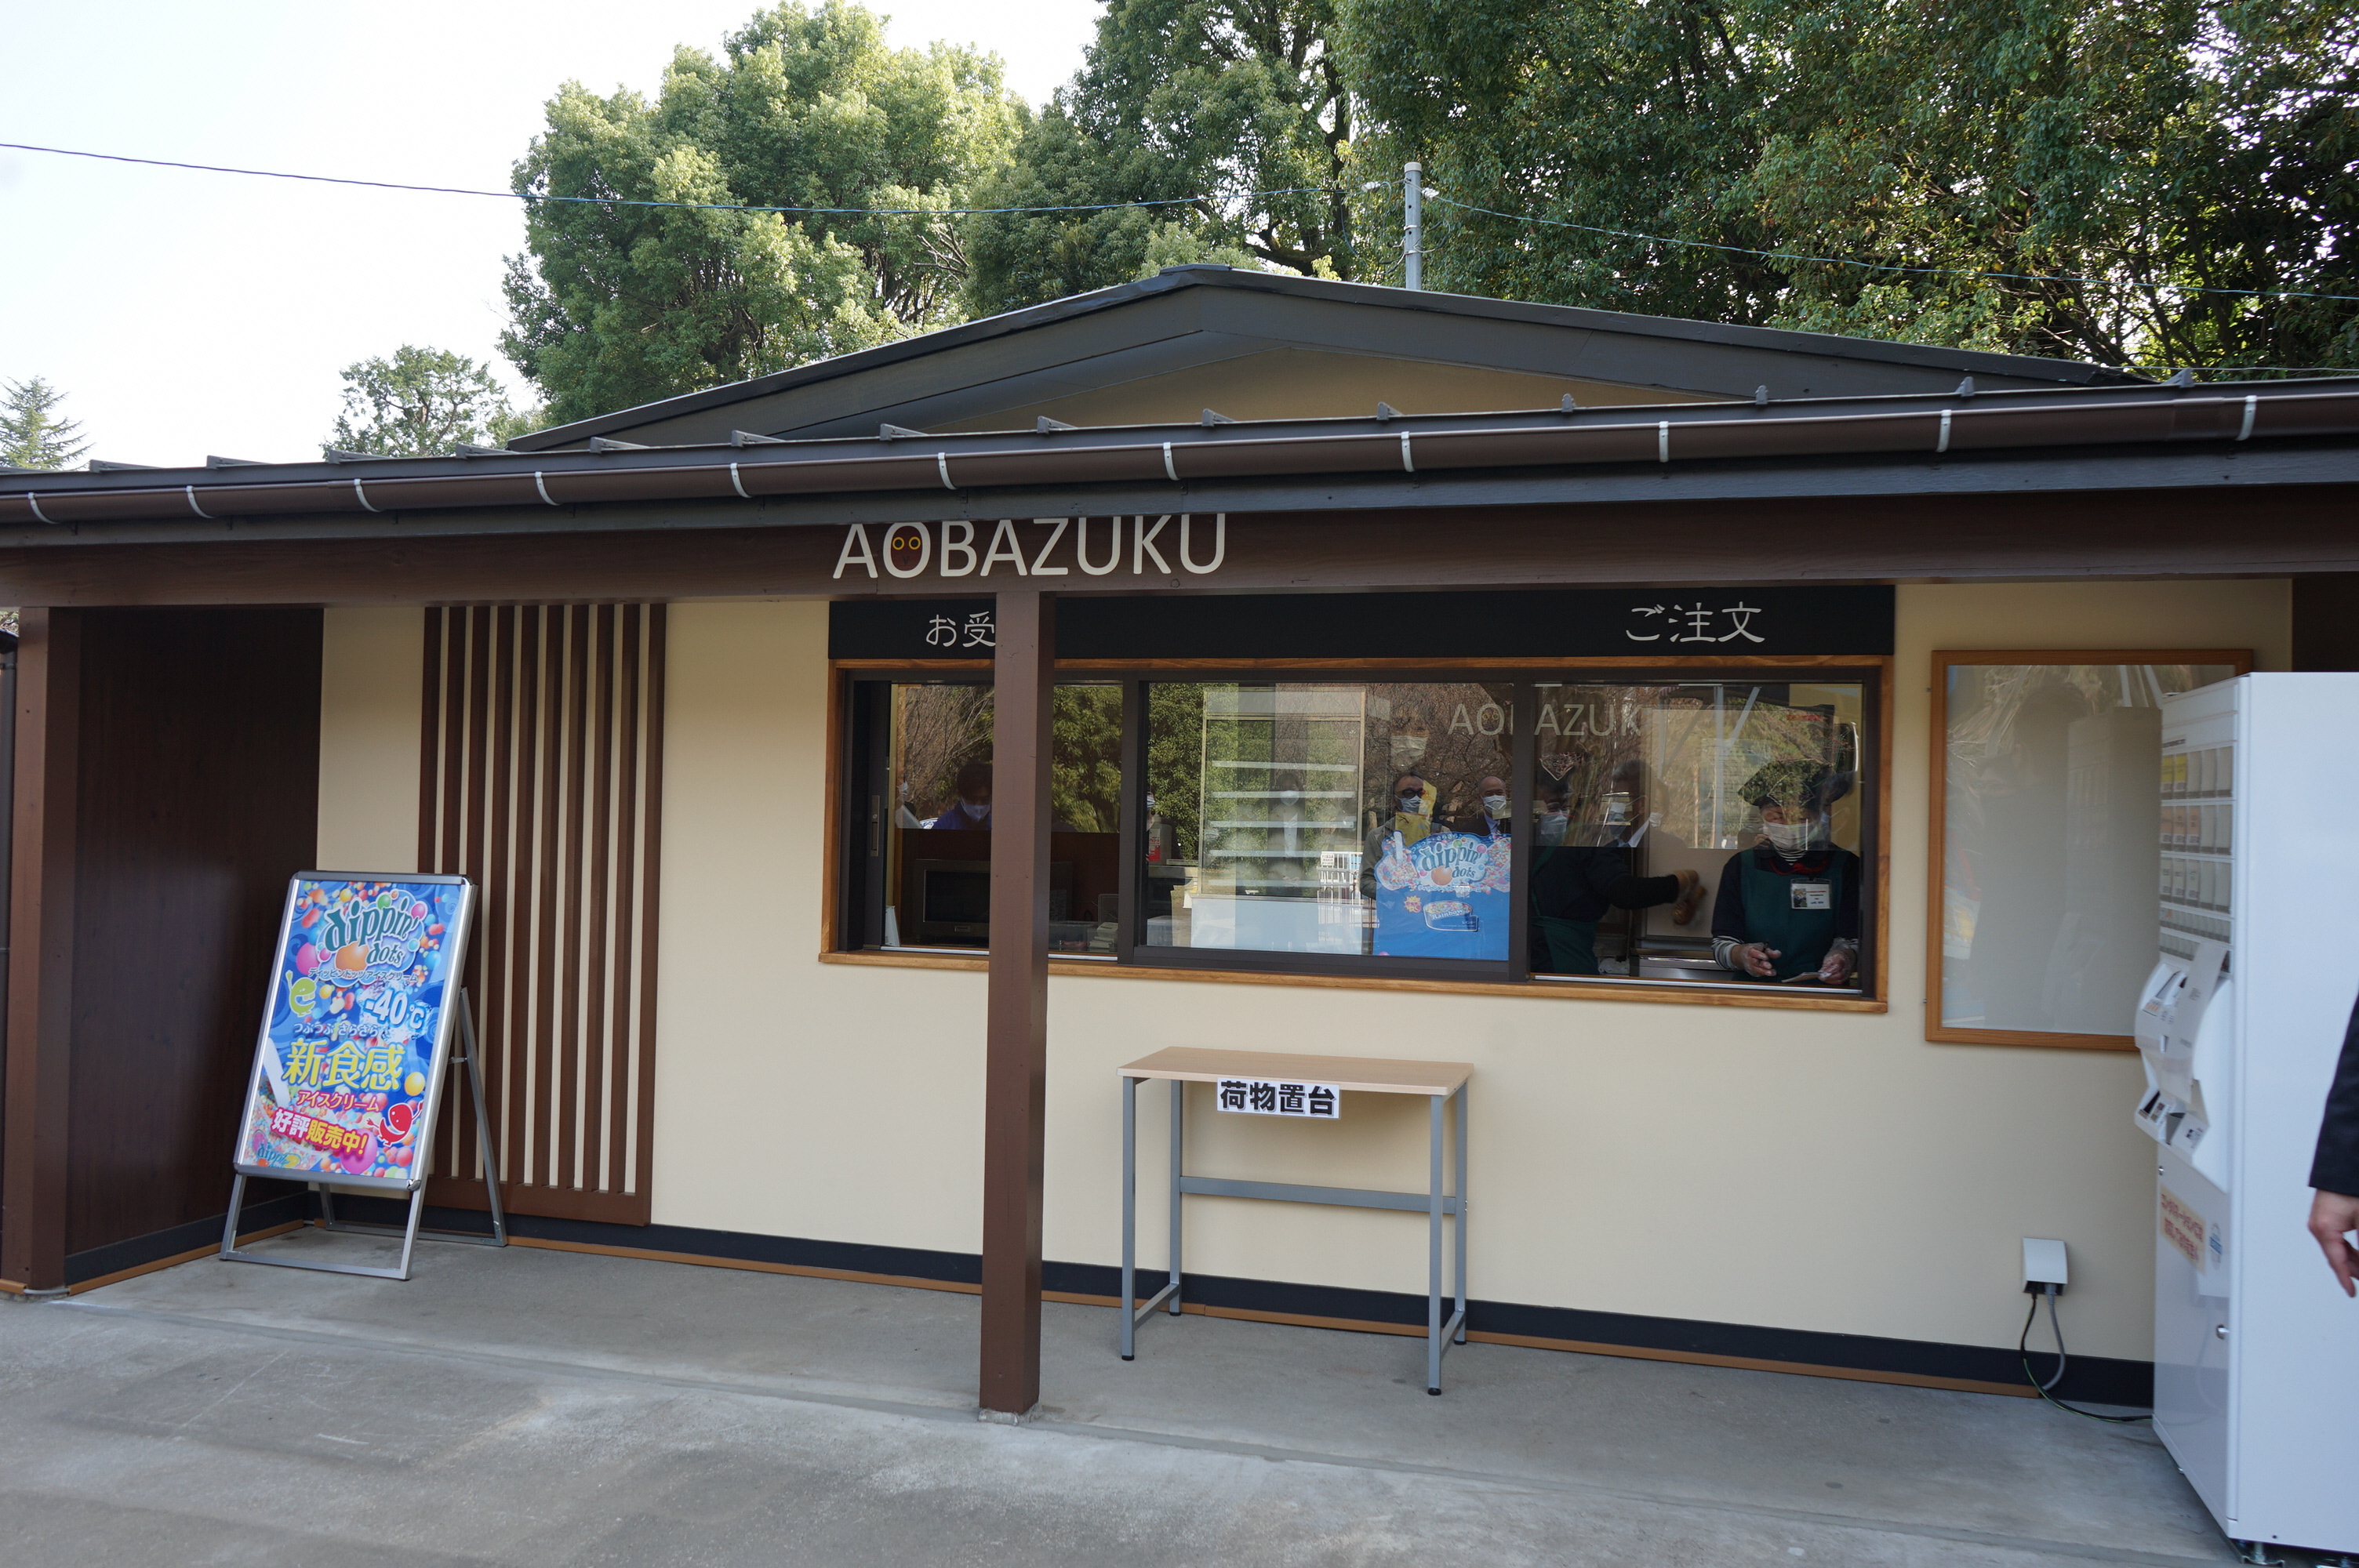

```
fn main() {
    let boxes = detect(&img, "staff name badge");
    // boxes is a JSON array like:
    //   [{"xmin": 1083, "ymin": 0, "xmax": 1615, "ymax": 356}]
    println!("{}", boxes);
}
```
[
  {"xmin": 1790, "ymin": 880, "xmax": 1832, "ymax": 910},
  {"xmin": 1216, "ymin": 1078, "xmax": 1340, "ymax": 1119}
]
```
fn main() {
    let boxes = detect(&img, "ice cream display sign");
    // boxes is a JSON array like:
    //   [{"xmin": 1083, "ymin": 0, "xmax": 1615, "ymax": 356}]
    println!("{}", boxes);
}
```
[
  {"xmin": 1372, "ymin": 829, "xmax": 1511, "ymax": 961},
  {"xmin": 232, "ymin": 874, "xmax": 474, "ymax": 1192}
]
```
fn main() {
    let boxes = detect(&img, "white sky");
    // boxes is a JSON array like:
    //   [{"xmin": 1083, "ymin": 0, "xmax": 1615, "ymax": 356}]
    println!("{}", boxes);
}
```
[{"xmin": 0, "ymin": 1, "xmax": 1105, "ymax": 466}]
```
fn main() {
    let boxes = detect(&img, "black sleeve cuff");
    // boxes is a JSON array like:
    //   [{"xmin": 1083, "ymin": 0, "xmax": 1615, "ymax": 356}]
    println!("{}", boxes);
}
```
[
  {"xmin": 1605, "ymin": 873, "xmax": 1681, "ymax": 909},
  {"xmin": 2309, "ymin": 996, "xmax": 2359, "ymax": 1196}
]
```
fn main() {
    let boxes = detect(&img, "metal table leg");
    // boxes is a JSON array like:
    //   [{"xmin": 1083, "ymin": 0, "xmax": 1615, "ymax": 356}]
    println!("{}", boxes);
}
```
[
  {"xmin": 1428, "ymin": 1092, "xmax": 1444, "ymax": 1394},
  {"xmin": 1121, "ymin": 1074, "xmax": 1137, "ymax": 1359},
  {"xmin": 1119, "ymin": 1073, "xmax": 1182, "ymax": 1360},
  {"xmin": 1169, "ymin": 1076, "xmax": 1183, "ymax": 1316},
  {"xmin": 1455, "ymin": 1082, "xmax": 1468, "ymax": 1345}
]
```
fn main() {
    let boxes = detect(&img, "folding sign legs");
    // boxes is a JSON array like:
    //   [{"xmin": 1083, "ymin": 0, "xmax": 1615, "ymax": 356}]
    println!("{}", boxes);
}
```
[{"xmin": 221, "ymin": 991, "xmax": 509, "ymax": 1282}]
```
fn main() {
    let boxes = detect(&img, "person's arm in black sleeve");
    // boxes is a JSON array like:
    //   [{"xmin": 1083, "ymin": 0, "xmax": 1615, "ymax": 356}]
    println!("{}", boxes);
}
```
[
  {"xmin": 1816, "ymin": 849, "xmax": 1864, "ymax": 985},
  {"xmin": 2307, "ymin": 993, "xmax": 2359, "ymax": 1295},
  {"xmin": 2310, "ymin": 996, "xmax": 2359, "ymax": 1196},
  {"xmin": 1710, "ymin": 855, "xmax": 1750, "ymax": 970},
  {"xmin": 1583, "ymin": 847, "xmax": 1680, "ymax": 910}
]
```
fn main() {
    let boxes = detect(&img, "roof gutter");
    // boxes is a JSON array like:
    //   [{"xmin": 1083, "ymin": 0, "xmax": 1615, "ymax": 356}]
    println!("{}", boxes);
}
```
[{"xmin": 2, "ymin": 390, "xmax": 2350, "ymax": 529}]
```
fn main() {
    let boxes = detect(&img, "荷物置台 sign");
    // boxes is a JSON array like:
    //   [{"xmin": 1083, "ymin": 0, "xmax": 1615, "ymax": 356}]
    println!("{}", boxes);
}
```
[
  {"xmin": 232, "ymin": 874, "xmax": 474, "ymax": 1192},
  {"xmin": 1216, "ymin": 1078, "xmax": 1341, "ymax": 1118}
]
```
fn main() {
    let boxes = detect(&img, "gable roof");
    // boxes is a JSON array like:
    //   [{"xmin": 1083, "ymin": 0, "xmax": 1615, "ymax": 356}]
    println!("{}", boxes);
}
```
[{"xmin": 511, "ymin": 265, "xmax": 2145, "ymax": 451}]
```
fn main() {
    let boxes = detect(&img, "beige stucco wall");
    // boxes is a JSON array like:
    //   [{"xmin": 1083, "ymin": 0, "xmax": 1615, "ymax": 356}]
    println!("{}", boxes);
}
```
[
  {"xmin": 317, "ymin": 606, "xmax": 423, "ymax": 874},
  {"xmin": 323, "ymin": 579, "xmax": 2292, "ymax": 1361}
]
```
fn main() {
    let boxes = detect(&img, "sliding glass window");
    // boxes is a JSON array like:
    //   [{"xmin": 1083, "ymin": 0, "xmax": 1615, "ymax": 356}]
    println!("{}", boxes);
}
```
[
  {"xmin": 849, "ymin": 680, "xmax": 1122, "ymax": 955},
  {"xmin": 839, "ymin": 668, "xmax": 1880, "ymax": 996},
  {"xmin": 1142, "ymin": 681, "xmax": 1516, "ymax": 967},
  {"xmin": 1526, "ymin": 681, "xmax": 1869, "ymax": 989}
]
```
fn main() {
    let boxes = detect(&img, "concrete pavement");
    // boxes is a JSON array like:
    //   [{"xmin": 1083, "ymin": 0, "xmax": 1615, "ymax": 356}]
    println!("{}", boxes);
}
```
[{"xmin": 0, "ymin": 1225, "xmax": 2233, "ymax": 1566}]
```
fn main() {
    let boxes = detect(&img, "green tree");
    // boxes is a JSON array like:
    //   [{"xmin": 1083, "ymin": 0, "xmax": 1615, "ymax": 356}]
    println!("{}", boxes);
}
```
[
  {"xmin": 329, "ymin": 347, "xmax": 522, "ymax": 457},
  {"xmin": 1052, "ymin": 686, "xmax": 1125, "ymax": 834},
  {"xmin": 962, "ymin": 0, "xmax": 1367, "ymax": 315},
  {"xmin": 2, "ymin": 378, "xmax": 91, "ymax": 470},
  {"xmin": 1340, "ymin": 0, "xmax": 2359, "ymax": 369},
  {"xmin": 503, "ymin": 2, "xmax": 1028, "ymax": 425}
]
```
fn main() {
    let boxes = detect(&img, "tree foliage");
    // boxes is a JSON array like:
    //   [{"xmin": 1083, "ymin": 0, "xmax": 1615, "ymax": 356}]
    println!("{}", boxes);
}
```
[
  {"xmin": 1339, "ymin": 0, "xmax": 2359, "ymax": 368},
  {"xmin": 328, "ymin": 347, "xmax": 529, "ymax": 457},
  {"xmin": 961, "ymin": 0, "xmax": 1366, "ymax": 315},
  {"xmin": 503, "ymin": 2, "xmax": 1028, "ymax": 424},
  {"xmin": 2, "ymin": 378, "xmax": 90, "ymax": 470}
]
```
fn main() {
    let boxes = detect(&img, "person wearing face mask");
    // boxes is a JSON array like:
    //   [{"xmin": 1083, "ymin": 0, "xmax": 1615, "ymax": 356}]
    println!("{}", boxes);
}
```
[
  {"xmin": 1456, "ymin": 775, "xmax": 1514, "ymax": 840},
  {"xmin": 1529, "ymin": 774, "xmax": 1703, "ymax": 975},
  {"xmin": 1711, "ymin": 760, "xmax": 1862, "ymax": 984},
  {"xmin": 1360, "ymin": 772, "xmax": 1437, "ymax": 898},
  {"xmin": 929, "ymin": 760, "xmax": 995, "ymax": 829}
]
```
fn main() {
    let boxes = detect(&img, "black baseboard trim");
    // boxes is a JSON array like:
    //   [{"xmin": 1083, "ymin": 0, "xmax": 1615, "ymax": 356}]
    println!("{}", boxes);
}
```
[
  {"xmin": 65, "ymin": 1188, "xmax": 310, "ymax": 1286},
  {"xmin": 193, "ymin": 1199, "xmax": 2157, "ymax": 1409}
]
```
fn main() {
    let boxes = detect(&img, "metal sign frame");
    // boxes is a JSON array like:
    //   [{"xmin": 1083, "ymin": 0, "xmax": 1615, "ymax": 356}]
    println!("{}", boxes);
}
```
[{"xmin": 219, "ymin": 871, "xmax": 507, "ymax": 1280}]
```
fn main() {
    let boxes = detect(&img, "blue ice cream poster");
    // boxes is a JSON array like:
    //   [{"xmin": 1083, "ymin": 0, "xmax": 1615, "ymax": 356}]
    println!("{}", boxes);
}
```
[
  {"xmin": 233, "ymin": 874, "xmax": 474, "ymax": 1192},
  {"xmin": 1372, "ymin": 829, "xmax": 1511, "ymax": 961}
]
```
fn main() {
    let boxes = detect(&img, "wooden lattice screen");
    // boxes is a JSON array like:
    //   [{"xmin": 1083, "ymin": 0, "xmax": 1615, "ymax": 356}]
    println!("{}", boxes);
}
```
[{"xmin": 417, "ymin": 604, "xmax": 667, "ymax": 1225}]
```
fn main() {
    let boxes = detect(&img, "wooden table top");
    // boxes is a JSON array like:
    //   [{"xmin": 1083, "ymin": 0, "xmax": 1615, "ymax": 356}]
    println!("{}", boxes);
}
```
[{"xmin": 1118, "ymin": 1047, "xmax": 1471, "ymax": 1097}]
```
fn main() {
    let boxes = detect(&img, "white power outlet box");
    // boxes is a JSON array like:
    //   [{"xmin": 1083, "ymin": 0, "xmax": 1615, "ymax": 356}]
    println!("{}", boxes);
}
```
[{"xmin": 2022, "ymin": 1237, "xmax": 2068, "ymax": 1294}]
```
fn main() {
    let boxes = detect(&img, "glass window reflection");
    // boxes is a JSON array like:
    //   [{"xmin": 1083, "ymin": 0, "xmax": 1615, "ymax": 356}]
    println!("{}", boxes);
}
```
[
  {"xmin": 1144, "ymin": 681, "xmax": 1515, "ymax": 960},
  {"xmin": 878, "ymin": 681, "xmax": 1122, "ymax": 954},
  {"xmin": 1938, "ymin": 661, "xmax": 2237, "ymax": 1036},
  {"xmin": 1529, "ymin": 682, "xmax": 1868, "ymax": 989}
]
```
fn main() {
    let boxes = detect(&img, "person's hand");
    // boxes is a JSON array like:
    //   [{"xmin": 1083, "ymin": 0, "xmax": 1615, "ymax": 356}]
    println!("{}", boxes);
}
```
[
  {"xmin": 1818, "ymin": 948, "xmax": 1856, "ymax": 985},
  {"xmin": 2310, "ymin": 1189, "xmax": 2359, "ymax": 1298},
  {"xmin": 1736, "ymin": 942, "xmax": 1779, "ymax": 977},
  {"xmin": 1670, "ymin": 868, "xmax": 1703, "ymax": 926}
]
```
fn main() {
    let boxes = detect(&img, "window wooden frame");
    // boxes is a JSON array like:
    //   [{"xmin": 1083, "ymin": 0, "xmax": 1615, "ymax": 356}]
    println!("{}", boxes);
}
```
[
  {"xmin": 1925, "ymin": 648, "xmax": 2252, "ymax": 1051},
  {"xmin": 827, "ymin": 655, "xmax": 1892, "ymax": 1014}
]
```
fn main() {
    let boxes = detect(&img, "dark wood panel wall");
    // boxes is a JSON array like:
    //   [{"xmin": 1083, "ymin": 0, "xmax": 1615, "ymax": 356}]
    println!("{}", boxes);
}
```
[
  {"xmin": 417, "ymin": 604, "xmax": 666, "ymax": 1226},
  {"xmin": 2, "ymin": 610, "xmax": 82, "ymax": 1287},
  {"xmin": 2292, "ymin": 575, "xmax": 2359, "ymax": 671},
  {"xmin": 2, "ymin": 608, "xmax": 321, "ymax": 1290}
]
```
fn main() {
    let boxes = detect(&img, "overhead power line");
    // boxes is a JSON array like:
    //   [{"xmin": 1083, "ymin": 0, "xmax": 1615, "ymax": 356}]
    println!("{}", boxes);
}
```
[
  {"xmin": 0, "ymin": 140, "xmax": 1329, "ymax": 218},
  {"xmin": 5, "ymin": 140, "xmax": 2354, "ymax": 307},
  {"xmin": 1423, "ymin": 193, "xmax": 2359, "ymax": 306}
]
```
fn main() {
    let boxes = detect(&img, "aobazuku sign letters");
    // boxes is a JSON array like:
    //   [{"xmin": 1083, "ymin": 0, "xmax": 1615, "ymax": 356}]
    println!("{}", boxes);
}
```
[{"xmin": 833, "ymin": 515, "xmax": 1228, "ymax": 581}]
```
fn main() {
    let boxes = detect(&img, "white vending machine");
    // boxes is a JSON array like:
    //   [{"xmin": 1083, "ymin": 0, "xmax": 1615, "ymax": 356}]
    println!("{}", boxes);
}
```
[{"xmin": 2135, "ymin": 674, "xmax": 2359, "ymax": 1558}]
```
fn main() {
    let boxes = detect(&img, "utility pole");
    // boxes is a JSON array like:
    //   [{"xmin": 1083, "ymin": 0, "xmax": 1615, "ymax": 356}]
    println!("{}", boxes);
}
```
[{"xmin": 1403, "ymin": 161, "xmax": 1423, "ymax": 291}]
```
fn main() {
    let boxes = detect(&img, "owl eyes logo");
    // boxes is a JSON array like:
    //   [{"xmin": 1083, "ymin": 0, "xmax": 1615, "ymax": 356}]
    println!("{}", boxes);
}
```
[{"xmin": 888, "ymin": 524, "xmax": 929, "ymax": 574}]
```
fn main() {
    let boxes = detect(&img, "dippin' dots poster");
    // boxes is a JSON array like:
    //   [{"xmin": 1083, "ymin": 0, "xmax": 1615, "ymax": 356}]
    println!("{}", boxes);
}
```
[{"xmin": 234, "ymin": 877, "xmax": 470, "ymax": 1189}]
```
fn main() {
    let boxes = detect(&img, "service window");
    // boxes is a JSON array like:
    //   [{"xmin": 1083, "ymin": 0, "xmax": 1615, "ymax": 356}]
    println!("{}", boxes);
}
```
[
  {"xmin": 1524, "ymin": 680, "xmax": 1870, "ymax": 989},
  {"xmin": 840, "ymin": 664, "xmax": 1883, "ymax": 999},
  {"xmin": 850, "ymin": 680, "xmax": 1121, "ymax": 954},
  {"xmin": 1142, "ymin": 681, "xmax": 1516, "ymax": 972},
  {"xmin": 1929, "ymin": 652, "xmax": 2246, "ymax": 1047}
]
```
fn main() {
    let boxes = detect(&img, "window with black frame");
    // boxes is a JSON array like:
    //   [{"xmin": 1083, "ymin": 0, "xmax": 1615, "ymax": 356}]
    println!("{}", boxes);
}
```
[
  {"xmin": 1523, "ymin": 680, "xmax": 1870, "ymax": 990},
  {"xmin": 841, "ymin": 670, "xmax": 1877, "ymax": 993},
  {"xmin": 1140, "ymin": 681, "xmax": 1516, "ymax": 967},
  {"xmin": 844, "ymin": 679, "xmax": 1123, "ymax": 955}
]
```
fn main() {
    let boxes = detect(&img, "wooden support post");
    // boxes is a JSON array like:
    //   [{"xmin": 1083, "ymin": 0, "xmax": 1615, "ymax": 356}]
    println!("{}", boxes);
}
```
[
  {"xmin": 2293, "ymin": 574, "xmax": 2359, "ymax": 672},
  {"xmin": 980, "ymin": 590, "xmax": 1052, "ymax": 1414},
  {"xmin": 2, "ymin": 609, "xmax": 82, "ymax": 1293}
]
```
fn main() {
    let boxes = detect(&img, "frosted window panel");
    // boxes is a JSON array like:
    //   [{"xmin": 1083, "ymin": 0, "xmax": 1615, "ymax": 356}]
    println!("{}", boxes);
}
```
[{"xmin": 1939, "ymin": 663, "xmax": 2235, "ymax": 1035}]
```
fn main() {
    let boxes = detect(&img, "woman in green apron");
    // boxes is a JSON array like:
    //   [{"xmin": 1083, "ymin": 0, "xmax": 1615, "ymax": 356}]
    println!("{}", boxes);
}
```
[{"xmin": 1710, "ymin": 760, "xmax": 1863, "ymax": 985}]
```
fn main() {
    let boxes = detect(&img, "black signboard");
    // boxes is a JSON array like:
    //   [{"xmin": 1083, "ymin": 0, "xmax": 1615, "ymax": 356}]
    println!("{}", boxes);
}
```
[{"xmin": 829, "ymin": 586, "xmax": 1893, "ymax": 661}]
